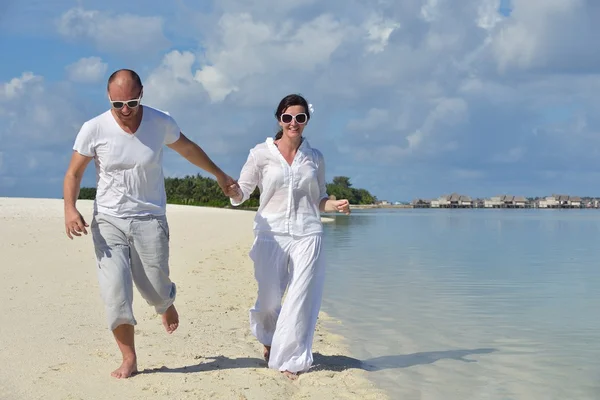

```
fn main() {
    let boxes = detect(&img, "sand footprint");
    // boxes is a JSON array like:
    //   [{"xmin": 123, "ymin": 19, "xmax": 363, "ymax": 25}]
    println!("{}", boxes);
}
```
[
  {"xmin": 48, "ymin": 363, "xmax": 68, "ymax": 372},
  {"xmin": 92, "ymin": 350, "xmax": 112, "ymax": 359}
]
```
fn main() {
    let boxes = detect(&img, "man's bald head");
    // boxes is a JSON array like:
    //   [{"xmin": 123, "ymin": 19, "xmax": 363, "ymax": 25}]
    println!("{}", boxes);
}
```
[
  {"xmin": 106, "ymin": 69, "xmax": 144, "ymax": 121},
  {"xmin": 107, "ymin": 69, "xmax": 143, "ymax": 92}
]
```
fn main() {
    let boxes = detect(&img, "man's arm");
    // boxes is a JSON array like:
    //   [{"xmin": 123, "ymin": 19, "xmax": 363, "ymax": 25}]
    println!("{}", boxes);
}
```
[
  {"xmin": 167, "ymin": 133, "xmax": 225, "ymax": 176},
  {"xmin": 63, "ymin": 151, "xmax": 93, "ymax": 238},
  {"xmin": 167, "ymin": 133, "xmax": 238, "ymax": 196}
]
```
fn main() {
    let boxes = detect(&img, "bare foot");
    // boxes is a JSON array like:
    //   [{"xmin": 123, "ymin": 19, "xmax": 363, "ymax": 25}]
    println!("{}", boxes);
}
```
[
  {"xmin": 282, "ymin": 370, "xmax": 298, "ymax": 380},
  {"xmin": 263, "ymin": 345, "xmax": 271, "ymax": 362},
  {"xmin": 111, "ymin": 357, "xmax": 138, "ymax": 379},
  {"xmin": 162, "ymin": 305, "xmax": 179, "ymax": 334}
]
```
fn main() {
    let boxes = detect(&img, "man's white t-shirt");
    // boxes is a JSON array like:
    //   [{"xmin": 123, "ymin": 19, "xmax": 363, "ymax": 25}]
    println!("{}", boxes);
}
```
[{"xmin": 73, "ymin": 106, "xmax": 181, "ymax": 218}]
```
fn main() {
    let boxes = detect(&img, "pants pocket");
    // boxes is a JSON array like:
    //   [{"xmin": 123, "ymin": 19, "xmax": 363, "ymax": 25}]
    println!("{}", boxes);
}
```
[{"xmin": 156, "ymin": 217, "xmax": 170, "ymax": 240}]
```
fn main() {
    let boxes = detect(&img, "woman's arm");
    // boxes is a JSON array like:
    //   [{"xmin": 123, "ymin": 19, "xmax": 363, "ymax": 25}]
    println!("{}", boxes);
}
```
[
  {"xmin": 230, "ymin": 151, "xmax": 259, "ymax": 206},
  {"xmin": 316, "ymin": 151, "xmax": 350, "ymax": 214}
]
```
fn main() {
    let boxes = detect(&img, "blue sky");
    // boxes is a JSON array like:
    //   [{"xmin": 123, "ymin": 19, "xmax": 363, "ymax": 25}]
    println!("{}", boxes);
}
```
[{"xmin": 1, "ymin": 0, "xmax": 598, "ymax": 202}]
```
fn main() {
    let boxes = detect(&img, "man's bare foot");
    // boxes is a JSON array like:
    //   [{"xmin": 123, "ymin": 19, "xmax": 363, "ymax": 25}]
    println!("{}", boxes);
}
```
[
  {"xmin": 282, "ymin": 370, "xmax": 298, "ymax": 380},
  {"xmin": 111, "ymin": 357, "xmax": 138, "ymax": 379},
  {"xmin": 263, "ymin": 345, "xmax": 271, "ymax": 362},
  {"xmin": 162, "ymin": 305, "xmax": 179, "ymax": 334}
]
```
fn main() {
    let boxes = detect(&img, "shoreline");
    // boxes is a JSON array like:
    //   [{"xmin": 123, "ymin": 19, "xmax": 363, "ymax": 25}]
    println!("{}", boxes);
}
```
[
  {"xmin": 0, "ymin": 197, "xmax": 388, "ymax": 400},
  {"xmin": 350, "ymin": 204, "xmax": 597, "ymax": 210}
]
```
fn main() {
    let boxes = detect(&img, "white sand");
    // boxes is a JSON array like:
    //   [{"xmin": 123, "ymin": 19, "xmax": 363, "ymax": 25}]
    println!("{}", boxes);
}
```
[{"xmin": 0, "ymin": 197, "xmax": 387, "ymax": 400}]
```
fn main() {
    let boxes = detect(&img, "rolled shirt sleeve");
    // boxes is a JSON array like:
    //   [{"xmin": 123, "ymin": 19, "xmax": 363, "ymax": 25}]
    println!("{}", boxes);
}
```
[
  {"xmin": 316, "ymin": 149, "xmax": 329, "ymax": 201},
  {"xmin": 231, "ymin": 150, "xmax": 259, "ymax": 206}
]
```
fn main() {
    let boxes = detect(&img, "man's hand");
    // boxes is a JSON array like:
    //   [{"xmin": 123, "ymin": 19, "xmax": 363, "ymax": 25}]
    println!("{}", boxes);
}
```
[
  {"xmin": 215, "ymin": 172, "xmax": 240, "ymax": 198},
  {"xmin": 65, "ymin": 207, "xmax": 89, "ymax": 239}
]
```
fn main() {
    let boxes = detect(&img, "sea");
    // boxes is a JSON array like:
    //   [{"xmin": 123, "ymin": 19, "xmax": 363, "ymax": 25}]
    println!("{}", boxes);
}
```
[{"xmin": 320, "ymin": 208, "xmax": 600, "ymax": 400}]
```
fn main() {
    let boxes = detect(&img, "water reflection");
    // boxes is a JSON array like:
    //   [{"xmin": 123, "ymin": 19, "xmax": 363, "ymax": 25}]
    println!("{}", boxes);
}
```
[
  {"xmin": 321, "ymin": 209, "xmax": 600, "ymax": 399},
  {"xmin": 311, "ymin": 348, "xmax": 497, "ymax": 372}
]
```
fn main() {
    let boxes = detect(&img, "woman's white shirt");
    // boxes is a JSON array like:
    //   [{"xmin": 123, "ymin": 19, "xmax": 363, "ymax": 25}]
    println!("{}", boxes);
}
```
[{"xmin": 231, "ymin": 137, "xmax": 329, "ymax": 236}]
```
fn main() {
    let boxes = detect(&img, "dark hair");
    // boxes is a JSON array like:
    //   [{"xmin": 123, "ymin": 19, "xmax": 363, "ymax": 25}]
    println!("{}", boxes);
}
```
[
  {"xmin": 274, "ymin": 94, "xmax": 311, "ymax": 140},
  {"xmin": 107, "ymin": 69, "xmax": 143, "ymax": 91}
]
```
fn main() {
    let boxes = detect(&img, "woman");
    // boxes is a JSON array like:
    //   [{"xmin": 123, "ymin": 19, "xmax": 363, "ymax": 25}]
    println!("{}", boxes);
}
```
[{"xmin": 229, "ymin": 94, "xmax": 350, "ymax": 379}]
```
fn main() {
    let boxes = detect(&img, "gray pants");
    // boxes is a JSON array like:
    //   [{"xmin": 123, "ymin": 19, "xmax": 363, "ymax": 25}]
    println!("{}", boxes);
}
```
[{"xmin": 90, "ymin": 212, "xmax": 176, "ymax": 331}]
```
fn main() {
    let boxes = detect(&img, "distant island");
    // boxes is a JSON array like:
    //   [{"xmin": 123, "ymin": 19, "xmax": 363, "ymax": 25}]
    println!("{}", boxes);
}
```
[{"xmin": 400, "ymin": 193, "xmax": 595, "ymax": 209}]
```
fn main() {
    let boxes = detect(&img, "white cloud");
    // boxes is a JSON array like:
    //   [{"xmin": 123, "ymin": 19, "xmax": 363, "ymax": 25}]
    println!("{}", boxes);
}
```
[
  {"xmin": 0, "ymin": 72, "xmax": 88, "ymax": 154},
  {"xmin": 490, "ymin": 0, "xmax": 599, "ymax": 72},
  {"xmin": 216, "ymin": 0, "xmax": 318, "ymax": 14},
  {"xmin": 364, "ymin": 15, "xmax": 401, "ymax": 53},
  {"xmin": 196, "ymin": 13, "xmax": 349, "ymax": 102},
  {"xmin": 144, "ymin": 51, "xmax": 208, "ymax": 109},
  {"xmin": 349, "ymin": 108, "xmax": 390, "ymax": 132},
  {"xmin": 57, "ymin": 7, "xmax": 170, "ymax": 56},
  {"xmin": 0, "ymin": 71, "xmax": 92, "ymax": 195},
  {"xmin": 140, "ymin": 0, "xmax": 596, "ymax": 189},
  {"xmin": 421, "ymin": 0, "xmax": 442, "ymax": 22},
  {"xmin": 426, "ymin": 97, "xmax": 469, "ymax": 129},
  {"xmin": 1, "ymin": 72, "xmax": 42, "ymax": 99},
  {"xmin": 342, "ymin": 96, "xmax": 468, "ymax": 164},
  {"xmin": 3, "ymin": 0, "xmax": 600, "ymax": 200},
  {"xmin": 65, "ymin": 57, "xmax": 107, "ymax": 83},
  {"xmin": 406, "ymin": 97, "xmax": 469, "ymax": 155},
  {"xmin": 477, "ymin": 0, "xmax": 504, "ymax": 30},
  {"xmin": 146, "ymin": 12, "xmax": 351, "ymax": 105},
  {"xmin": 194, "ymin": 66, "xmax": 238, "ymax": 103}
]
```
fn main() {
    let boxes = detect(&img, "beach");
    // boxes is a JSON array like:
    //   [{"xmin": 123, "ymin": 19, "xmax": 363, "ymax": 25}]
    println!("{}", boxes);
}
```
[{"xmin": 0, "ymin": 197, "xmax": 387, "ymax": 400}]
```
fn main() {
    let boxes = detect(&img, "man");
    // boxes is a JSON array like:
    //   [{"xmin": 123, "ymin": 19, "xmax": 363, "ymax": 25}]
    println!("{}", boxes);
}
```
[{"xmin": 63, "ymin": 69, "xmax": 238, "ymax": 379}]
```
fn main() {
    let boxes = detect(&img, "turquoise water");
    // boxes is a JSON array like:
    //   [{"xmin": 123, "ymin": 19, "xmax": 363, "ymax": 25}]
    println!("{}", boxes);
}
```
[{"xmin": 320, "ymin": 209, "xmax": 600, "ymax": 399}]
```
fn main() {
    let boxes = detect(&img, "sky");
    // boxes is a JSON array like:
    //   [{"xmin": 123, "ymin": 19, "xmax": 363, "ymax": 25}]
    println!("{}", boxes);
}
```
[{"xmin": 0, "ymin": 0, "xmax": 598, "ymax": 202}]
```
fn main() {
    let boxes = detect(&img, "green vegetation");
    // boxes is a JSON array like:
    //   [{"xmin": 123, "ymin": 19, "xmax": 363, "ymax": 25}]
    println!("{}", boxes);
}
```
[
  {"xmin": 77, "ymin": 175, "xmax": 376, "ymax": 207},
  {"xmin": 326, "ymin": 176, "xmax": 377, "ymax": 205},
  {"xmin": 78, "ymin": 187, "xmax": 97, "ymax": 200},
  {"xmin": 164, "ymin": 174, "xmax": 259, "ymax": 208}
]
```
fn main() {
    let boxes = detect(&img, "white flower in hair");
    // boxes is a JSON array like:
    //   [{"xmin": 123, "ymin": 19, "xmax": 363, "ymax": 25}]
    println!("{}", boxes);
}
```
[{"xmin": 308, "ymin": 103, "xmax": 315, "ymax": 114}]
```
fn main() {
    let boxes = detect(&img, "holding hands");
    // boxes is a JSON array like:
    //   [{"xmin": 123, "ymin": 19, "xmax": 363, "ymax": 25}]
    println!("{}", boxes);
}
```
[
  {"xmin": 228, "ymin": 184, "xmax": 243, "ymax": 203},
  {"xmin": 216, "ymin": 172, "xmax": 241, "ymax": 198}
]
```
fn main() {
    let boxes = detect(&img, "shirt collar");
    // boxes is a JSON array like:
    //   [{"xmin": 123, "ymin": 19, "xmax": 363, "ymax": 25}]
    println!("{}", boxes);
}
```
[{"xmin": 266, "ymin": 136, "xmax": 311, "ymax": 150}]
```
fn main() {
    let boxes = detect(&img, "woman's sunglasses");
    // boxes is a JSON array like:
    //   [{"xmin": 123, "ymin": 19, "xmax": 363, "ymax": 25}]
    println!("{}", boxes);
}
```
[
  {"xmin": 110, "ymin": 96, "xmax": 142, "ymax": 110},
  {"xmin": 280, "ymin": 113, "xmax": 308, "ymax": 124}
]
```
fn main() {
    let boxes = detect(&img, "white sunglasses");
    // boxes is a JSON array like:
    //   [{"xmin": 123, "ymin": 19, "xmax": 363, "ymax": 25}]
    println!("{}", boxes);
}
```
[
  {"xmin": 280, "ymin": 113, "xmax": 308, "ymax": 124},
  {"xmin": 109, "ymin": 95, "xmax": 142, "ymax": 109}
]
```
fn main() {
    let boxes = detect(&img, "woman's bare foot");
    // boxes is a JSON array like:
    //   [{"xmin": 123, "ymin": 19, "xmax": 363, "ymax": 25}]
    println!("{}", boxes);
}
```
[
  {"xmin": 263, "ymin": 345, "xmax": 271, "ymax": 362},
  {"xmin": 111, "ymin": 356, "xmax": 138, "ymax": 379},
  {"xmin": 282, "ymin": 370, "xmax": 298, "ymax": 380},
  {"xmin": 162, "ymin": 305, "xmax": 179, "ymax": 334}
]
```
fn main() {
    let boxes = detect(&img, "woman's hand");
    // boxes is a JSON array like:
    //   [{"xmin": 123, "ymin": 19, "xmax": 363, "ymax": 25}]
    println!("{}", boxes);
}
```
[
  {"xmin": 333, "ymin": 199, "xmax": 350, "ymax": 214},
  {"xmin": 229, "ymin": 184, "xmax": 243, "ymax": 203},
  {"xmin": 323, "ymin": 199, "xmax": 350, "ymax": 215}
]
